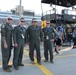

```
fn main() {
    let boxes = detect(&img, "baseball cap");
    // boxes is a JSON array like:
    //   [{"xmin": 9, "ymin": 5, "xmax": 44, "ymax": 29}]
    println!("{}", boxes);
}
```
[{"xmin": 7, "ymin": 16, "xmax": 12, "ymax": 20}]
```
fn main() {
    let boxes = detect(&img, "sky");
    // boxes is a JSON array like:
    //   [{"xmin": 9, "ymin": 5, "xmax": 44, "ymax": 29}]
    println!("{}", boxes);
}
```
[
  {"xmin": 0, "ymin": 0, "xmax": 75, "ymax": 15},
  {"xmin": 0, "ymin": 0, "xmax": 46, "ymax": 14}
]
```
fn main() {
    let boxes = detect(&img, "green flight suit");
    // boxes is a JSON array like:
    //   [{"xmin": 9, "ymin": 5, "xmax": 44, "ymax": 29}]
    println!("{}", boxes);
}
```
[
  {"xmin": 26, "ymin": 25, "xmax": 43, "ymax": 63},
  {"xmin": 43, "ymin": 27, "xmax": 57, "ymax": 62},
  {"xmin": 1, "ymin": 23, "xmax": 13, "ymax": 70},
  {"xmin": 13, "ymin": 25, "xmax": 26, "ymax": 67}
]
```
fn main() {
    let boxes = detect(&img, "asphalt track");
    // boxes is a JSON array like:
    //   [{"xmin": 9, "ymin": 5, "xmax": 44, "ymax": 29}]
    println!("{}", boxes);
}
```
[{"xmin": 0, "ymin": 34, "xmax": 76, "ymax": 75}]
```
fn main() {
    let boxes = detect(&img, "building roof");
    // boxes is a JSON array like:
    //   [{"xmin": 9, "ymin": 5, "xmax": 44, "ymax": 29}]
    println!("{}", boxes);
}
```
[{"xmin": 41, "ymin": 0, "xmax": 76, "ymax": 7}]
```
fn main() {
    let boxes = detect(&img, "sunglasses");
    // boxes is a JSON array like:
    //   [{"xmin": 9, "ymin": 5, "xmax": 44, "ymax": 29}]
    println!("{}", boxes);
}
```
[
  {"xmin": 21, "ymin": 21, "xmax": 25, "ymax": 22},
  {"xmin": 8, "ymin": 19, "xmax": 12, "ymax": 20},
  {"xmin": 32, "ymin": 21, "xmax": 37, "ymax": 22},
  {"xmin": 47, "ymin": 23, "xmax": 50, "ymax": 24}
]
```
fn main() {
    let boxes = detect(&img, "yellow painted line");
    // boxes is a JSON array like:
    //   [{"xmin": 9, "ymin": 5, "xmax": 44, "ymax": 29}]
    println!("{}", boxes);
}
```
[
  {"xmin": 0, "ymin": 61, "xmax": 36, "ymax": 66},
  {"xmin": 61, "ymin": 46, "xmax": 72, "ymax": 51},
  {"xmin": 0, "ymin": 62, "xmax": 13, "ymax": 65},
  {"xmin": 54, "ymin": 46, "xmax": 73, "ymax": 58},
  {"xmin": 41, "ymin": 54, "xmax": 76, "ymax": 60},
  {"xmin": 41, "ymin": 46, "xmax": 73, "ymax": 59},
  {"xmin": 24, "ymin": 64, "xmax": 36, "ymax": 66},
  {"xmin": 8, "ymin": 62, "xmax": 12, "ymax": 65},
  {"xmin": 55, "ymin": 54, "xmax": 76, "ymax": 58},
  {"xmin": 24, "ymin": 50, "xmax": 53, "ymax": 75},
  {"xmin": 0, "ymin": 62, "xmax": 2, "ymax": 65}
]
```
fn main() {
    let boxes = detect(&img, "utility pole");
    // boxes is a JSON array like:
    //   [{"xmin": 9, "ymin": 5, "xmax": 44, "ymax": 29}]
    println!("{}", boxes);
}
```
[
  {"xmin": 41, "ymin": 3, "xmax": 44, "ymax": 21},
  {"xmin": 55, "ymin": 0, "xmax": 57, "ymax": 26},
  {"xmin": 19, "ymin": 0, "xmax": 22, "ymax": 18}
]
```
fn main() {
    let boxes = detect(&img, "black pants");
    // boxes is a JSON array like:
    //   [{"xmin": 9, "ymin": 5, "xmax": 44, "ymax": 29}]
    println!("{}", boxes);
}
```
[
  {"xmin": 29, "ymin": 40, "xmax": 41, "ymax": 62},
  {"xmin": 73, "ymin": 38, "xmax": 76, "ymax": 46},
  {"xmin": 13, "ymin": 42, "xmax": 24, "ymax": 67},
  {"xmin": 44, "ymin": 40, "xmax": 53, "ymax": 61},
  {"xmin": 67, "ymin": 34, "xmax": 72, "ymax": 46}
]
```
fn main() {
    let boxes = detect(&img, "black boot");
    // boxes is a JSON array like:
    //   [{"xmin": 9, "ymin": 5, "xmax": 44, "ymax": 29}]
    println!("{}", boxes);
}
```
[{"xmin": 55, "ymin": 48, "xmax": 59, "ymax": 54}]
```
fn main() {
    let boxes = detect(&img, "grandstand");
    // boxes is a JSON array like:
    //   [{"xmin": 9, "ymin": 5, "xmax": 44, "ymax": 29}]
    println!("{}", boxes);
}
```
[
  {"xmin": 0, "ymin": 11, "xmax": 41, "ymax": 27},
  {"xmin": 0, "ymin": 11, "xmax": 19, "ymax": 24}
]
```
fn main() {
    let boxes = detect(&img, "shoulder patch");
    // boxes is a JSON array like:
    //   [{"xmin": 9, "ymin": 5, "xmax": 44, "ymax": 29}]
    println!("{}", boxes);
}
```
[{"xmin": 2, "ymin": 25, "xmax": 5, "ymax": 28}]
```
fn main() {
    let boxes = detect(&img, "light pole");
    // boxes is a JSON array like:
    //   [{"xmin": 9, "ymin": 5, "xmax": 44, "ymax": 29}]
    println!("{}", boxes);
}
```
[
  {"xmin": 19, "ymin": 0, "xmax": 22, "ymax": 18},
  {"xmin": 41, "ymin": 3, "xmax": 44, "ymax": 21},
  {"xmin": 55, "ymin": 0, "xmax": 57, "ymax": 26}
]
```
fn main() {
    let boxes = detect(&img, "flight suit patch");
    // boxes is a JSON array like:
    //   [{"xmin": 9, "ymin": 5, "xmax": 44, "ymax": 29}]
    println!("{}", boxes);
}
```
[{"xmin": 2, "ymin": 25, "xmax": 5, "ymax": 28}]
